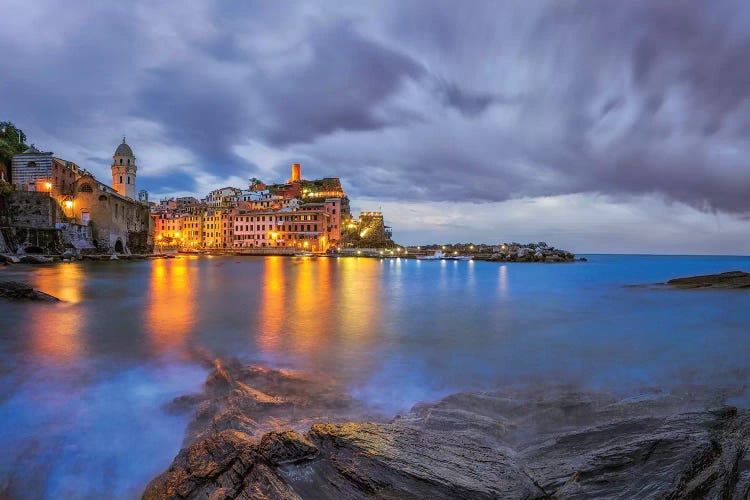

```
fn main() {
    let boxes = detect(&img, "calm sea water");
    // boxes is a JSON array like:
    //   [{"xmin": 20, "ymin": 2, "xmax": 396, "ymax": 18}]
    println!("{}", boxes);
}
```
[{"xmin": 1, "ymin": 254, "xmax": 750, "ymax": 498}]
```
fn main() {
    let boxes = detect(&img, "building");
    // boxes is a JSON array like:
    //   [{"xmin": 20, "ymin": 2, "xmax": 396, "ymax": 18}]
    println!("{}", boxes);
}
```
[
  {"xmin": 151, "ymin": 162, "xmax": 364, "ymax": 252},
  {"xmin": 152, "ymin": 212, "xmax": 183, "ymax": 246},
  {"xmin": 206, "ymin": 187, "xmax": 242, "ymax": 208},
  {"xmin": 67, "ymin": 172, "xmax": 152, "ymax": 252},
  {"xmin": 11, "ymin": 145, "xmax": 84, "ymax": 194},
  {"xmin": 111, "ymin": 137, "xmax": 137, "ymax": 199},
  {"xmin": 8, "ymin": 138, "xmax": 154, "ymax": 254}
]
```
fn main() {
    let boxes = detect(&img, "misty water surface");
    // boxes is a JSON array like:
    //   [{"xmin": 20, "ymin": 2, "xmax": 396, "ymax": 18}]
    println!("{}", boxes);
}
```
[{"xmin": 1, "ymin": 254, "xmax": 750, "ymax": 498}]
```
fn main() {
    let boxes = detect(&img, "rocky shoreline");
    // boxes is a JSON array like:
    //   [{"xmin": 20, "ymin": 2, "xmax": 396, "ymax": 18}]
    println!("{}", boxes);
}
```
[
  {"xmin": 0, "ymin": 280, "xmax": 60, "ymax": 301},
  {"xmin": 667, "ymin": 270, "xmax": 750, "ymax": 289},
  {"xmin": 0, "ymin": 252, "xmax": 176, "ymax": 265},
  {"xmin": 144, "ymin": 359, "xmax": 750, "ymax": 499}
]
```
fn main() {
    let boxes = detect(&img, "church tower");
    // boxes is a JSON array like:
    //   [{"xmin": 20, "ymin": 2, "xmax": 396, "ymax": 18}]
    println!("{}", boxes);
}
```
[{"xmin": 111, "ymin": 137, "xmax": 137, "ymax": 199}]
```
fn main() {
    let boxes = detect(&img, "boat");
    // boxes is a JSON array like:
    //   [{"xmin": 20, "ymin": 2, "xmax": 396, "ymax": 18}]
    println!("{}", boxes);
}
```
[
  {"xmin": 294, "ymin": 251, "xmax": 315, "ymax": 257},
  {"xmin": 416, "ymin": 251, "xmax": 446, "ymax": 260},
  {"xmin": 416, "ymin": 251, "xmax": 471, "ymax": 261}
]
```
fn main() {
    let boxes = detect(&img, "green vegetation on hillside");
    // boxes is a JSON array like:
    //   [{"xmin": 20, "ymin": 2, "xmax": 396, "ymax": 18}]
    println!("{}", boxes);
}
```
[{"xmin": 0, "ymin": 121, "xmax": 28, "ymax": 168}]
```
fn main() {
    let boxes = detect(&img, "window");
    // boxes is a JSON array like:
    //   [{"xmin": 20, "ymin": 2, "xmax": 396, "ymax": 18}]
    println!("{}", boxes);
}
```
[
  {"xmin": 98, "ymin": 195, "xmax": 107, "ymax": 201},
  {"xmin": 127, "ymin": 159, "xmax": 130, "ymax": 165},
  {"xmin": 127, "ymin": 176, "xmax": 130, "ymax": 184},
  {"xmin": 119, "ymin": 159, "xmax": 123, "ymax": 165},
  {"xmin": 79, "ymin": 184, "xmax": 93, "ymax": 193},
  {"xmin": 119, "ymin": 176, "xmax": 123, "ymax": 184}
]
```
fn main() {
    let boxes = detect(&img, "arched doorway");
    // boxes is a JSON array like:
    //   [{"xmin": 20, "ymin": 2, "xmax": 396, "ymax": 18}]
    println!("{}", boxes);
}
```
[{"xmin": 114, "ymin": 239, "xmax": 124, "ymax": 253}]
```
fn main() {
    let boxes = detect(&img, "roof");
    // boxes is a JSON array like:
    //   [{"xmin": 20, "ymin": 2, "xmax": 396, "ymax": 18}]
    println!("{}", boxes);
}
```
[
  {"xmin": 20, "ymin": 144, "xmax": 51, "ymax": 154},
  {"xmin": 114, "ymin": 137, "xmax": 134, "ymax": 157}
]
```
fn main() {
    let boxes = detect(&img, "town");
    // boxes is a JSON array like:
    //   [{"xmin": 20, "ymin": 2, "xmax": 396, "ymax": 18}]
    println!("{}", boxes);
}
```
[
  {"xmin": 0, "ymin": 125, "xmax": 577, "ymax": 262},
  {"xmin": 0, "ymin": 127, "xmax": 397, "ymax": 257}
]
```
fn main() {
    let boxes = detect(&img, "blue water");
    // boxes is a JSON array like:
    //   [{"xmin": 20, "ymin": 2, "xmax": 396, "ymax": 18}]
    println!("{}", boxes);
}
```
[{"xmin": 1, "ymin": 254, "xmax": 750, "ymax": 498}]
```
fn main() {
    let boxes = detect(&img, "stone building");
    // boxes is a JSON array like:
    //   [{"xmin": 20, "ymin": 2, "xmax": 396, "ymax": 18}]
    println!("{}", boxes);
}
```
[
  {"xmin": 11, "ymin": 145, "xmax": 84, "ymax": 194},
  {"xmin": 67, "ymin": 173, "xmax": 152, "ymax": 253},
  {"xmin": 111, "ymin": 137, "xmax": 137, "ymax": 199},
  {"xmin": 7, "ymin": 138, "xmax": 154, "ymax": 254}
]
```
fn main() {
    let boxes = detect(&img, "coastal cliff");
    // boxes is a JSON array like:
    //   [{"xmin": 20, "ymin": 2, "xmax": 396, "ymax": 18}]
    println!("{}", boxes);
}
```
[{"xmin": 144, "ymin": 360, "xmax": 750, "ymax": 499}]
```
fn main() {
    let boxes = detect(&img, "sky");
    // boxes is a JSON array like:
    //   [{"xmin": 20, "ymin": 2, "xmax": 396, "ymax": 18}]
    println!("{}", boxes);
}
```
[{"xmin": 1, "ymin": 0, "xmax": 749, "ymax": 253}]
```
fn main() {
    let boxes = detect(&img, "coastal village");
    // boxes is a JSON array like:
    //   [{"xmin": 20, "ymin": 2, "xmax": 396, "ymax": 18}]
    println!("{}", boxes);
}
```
[
  {"xmin": 0, "ymin": 130, "xmax": 397, "ymax": 258},
  {"xmin": 0, "ymin": 124, "xmax": 576, "ymax": 262}
]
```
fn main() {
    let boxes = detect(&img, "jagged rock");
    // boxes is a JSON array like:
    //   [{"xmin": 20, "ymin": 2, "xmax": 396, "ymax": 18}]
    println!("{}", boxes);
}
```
[
  {"xmin": 0, "ymin": 254, "xmax": 20, "ymax": 264},
  {"xmin": 19, "ymin": 254, "xmax": 53, "ymax": 264},
  {"xmin": 144, "ymin": 362, "xmax": 750, "ymax": 499},
  {"xmin": 258, "ymin": 431, "xmax": 317, "ymax": 465},
  {"xmin": 667, "ymin": 270, "xmax": 750, "ymax": 289},
  {"xmin": 0, "ymin": 281, "xmax": 59, "ymax": 302}
]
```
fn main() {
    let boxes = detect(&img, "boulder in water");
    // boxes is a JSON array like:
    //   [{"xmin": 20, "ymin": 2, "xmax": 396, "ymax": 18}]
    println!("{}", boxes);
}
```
[
  {"xmin": 667, "ymin": 270, "xmax": 750, "ymax": 289},
  {"xmin": 0, "ymin": 281, "xmax": 59, "ymax": 302}
]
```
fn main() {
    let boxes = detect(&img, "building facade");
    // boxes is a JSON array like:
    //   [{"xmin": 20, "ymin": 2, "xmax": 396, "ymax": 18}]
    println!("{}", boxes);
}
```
[
  {"xmin": 111, "ymin": 137, "xmax": 137, "ymax": 199},
  {"xmin": 149, "ymin": 163, "xmax": 377, "ymax": 252}
]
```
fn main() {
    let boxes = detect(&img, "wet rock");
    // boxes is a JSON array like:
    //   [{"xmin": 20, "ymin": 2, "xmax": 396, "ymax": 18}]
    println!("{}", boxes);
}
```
[
  {"xmin": 0, "ymin": 254, "xmax": 20, "ymax": 264},
  {"xmin": 0, "ymin": 281, "xmax": 59, "ymax": 302},
  {"xmin": 19, "ymin": 254, "xmax": 53, "ymax": 264},
  {"xmin": 667, "ymin": 270, "xmax": 750, "ymax": 289},
  {"xmin": 258, "ymin": 431, "xmax": 317, "ymax": 465},
  {"xmin": 144, "ymin": 362, "xmax": 750, "ymax": 500}
]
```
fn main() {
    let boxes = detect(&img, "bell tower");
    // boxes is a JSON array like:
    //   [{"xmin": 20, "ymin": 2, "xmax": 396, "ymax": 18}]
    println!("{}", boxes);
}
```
[{"xmin": 111, "ymin": 136, "xmax": 137, "ymax": 199}]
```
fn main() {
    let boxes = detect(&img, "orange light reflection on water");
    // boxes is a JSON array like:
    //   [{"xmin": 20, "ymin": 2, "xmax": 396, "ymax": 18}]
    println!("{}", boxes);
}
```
[
  {"xmin": 27, "ymin": 263, "xmax": 85, "ymax": 361},
  {"xmin": 255, "ymin": 257, "xmax": 380, "ymax": 372},
  {"xmin": 145, "ymin": 257, "xmax": 196, "ymax": 354}
]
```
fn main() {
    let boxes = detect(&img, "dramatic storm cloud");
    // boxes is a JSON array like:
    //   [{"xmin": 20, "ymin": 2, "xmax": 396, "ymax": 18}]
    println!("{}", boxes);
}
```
[{"xmin": 1, "ymin": 0, "xmax": 749, "ymax": 251}]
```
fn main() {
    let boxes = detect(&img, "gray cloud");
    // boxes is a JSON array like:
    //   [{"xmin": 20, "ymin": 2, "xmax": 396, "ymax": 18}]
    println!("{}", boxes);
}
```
[{"xmin": 1, "ymin": 0, "xmax": 749, "ymax": 222}]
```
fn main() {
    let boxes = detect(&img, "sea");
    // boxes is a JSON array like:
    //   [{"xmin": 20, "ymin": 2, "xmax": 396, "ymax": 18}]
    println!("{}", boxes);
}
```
[{"xmin": 1, "ymin": 254, "xmax": 749, "ymax": 498}]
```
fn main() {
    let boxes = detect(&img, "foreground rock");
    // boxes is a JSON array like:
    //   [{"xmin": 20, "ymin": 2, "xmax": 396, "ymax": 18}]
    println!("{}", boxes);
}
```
[
  {"xmin": 667, "ymin": 270, "xmax": 750, "ymax": 289},
  {"xmin": 144, "ymin": 361, "xmax": 750, "ymax": 499},
  {"xmin": 0, "ymin": 281, "xmax": 59, "ymax": 302}
]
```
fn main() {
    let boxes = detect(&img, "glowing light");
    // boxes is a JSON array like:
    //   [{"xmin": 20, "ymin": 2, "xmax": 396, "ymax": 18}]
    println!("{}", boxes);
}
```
[
  {"xmin": 359, "ymin": 228, "xmax": 370, "ymax": 238},
  {"xmin": 270, "ymin": 232, "xmax": 278, "ymax": 239},
  {"xmin": 64, "ymin": 200, "xmax": 73, "ymax": 208},
  {"xmin": 44, "ymin": 182, "xmax": 52, "ymax": 190},
  {"xmin": 441, "ymin": 246, "xmax": 446, "ymax": 250},
  {"xmin": 303, "ymin": 241, "xmax": 309, "ymax": 247},
  {"xmin": 470, "ymin": 245, "xmax": 474, "ymax": 250},
  {"xmin": 454, "ymin": 251, "xmax": 458, "ymax": 255}
]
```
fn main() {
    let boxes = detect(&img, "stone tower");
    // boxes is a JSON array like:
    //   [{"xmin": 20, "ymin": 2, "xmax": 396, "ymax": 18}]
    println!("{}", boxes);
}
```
[
  {"xmin": 289, "ymin": 163, "xmax": 301, "ymax": 183},
  {"xmin": 111, "ymin": 137, "xmax": 137, "ymax": 199}
]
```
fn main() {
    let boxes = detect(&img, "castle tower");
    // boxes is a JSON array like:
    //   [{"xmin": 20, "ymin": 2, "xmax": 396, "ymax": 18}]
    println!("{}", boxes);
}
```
[
  {"xmin": 289, "ymin": 163, "xmax": 301, "ymax": 183},
  {"xmin": 111, "ymin": 137, "xmax": 137, "ymax": 199}
]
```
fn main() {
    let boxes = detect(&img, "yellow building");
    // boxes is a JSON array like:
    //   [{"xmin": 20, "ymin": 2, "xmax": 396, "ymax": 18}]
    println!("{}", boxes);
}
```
[{"xmin": 183, "ymin": 213, "xmax": 203, "ymax": 248}]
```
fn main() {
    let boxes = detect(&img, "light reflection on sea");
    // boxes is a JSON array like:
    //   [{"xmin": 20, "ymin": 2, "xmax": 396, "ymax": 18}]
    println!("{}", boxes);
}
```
[{"xmin": 1, "ymin": 254, "xmax": 750, "ymax": 498}]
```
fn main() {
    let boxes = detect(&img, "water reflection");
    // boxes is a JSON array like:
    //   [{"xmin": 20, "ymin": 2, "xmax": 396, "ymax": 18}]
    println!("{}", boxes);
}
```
[
  {"xmin": 256, "ymin": 256, "xmax": 286, "ymax": 354},
  {"xmin": 253, "ymin": 257, "xmax": 381, "ymax": 376},
  {"xmin": 499, "ymin": 265, "xmax": 508, "ymax": 297},
  {"xmin": 145, "ymin": 257, "xmax": 196, "ymax": 354},
  {"xmin": 27, "ymin": 263, "xmax": 86, "ymax": 361}
]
